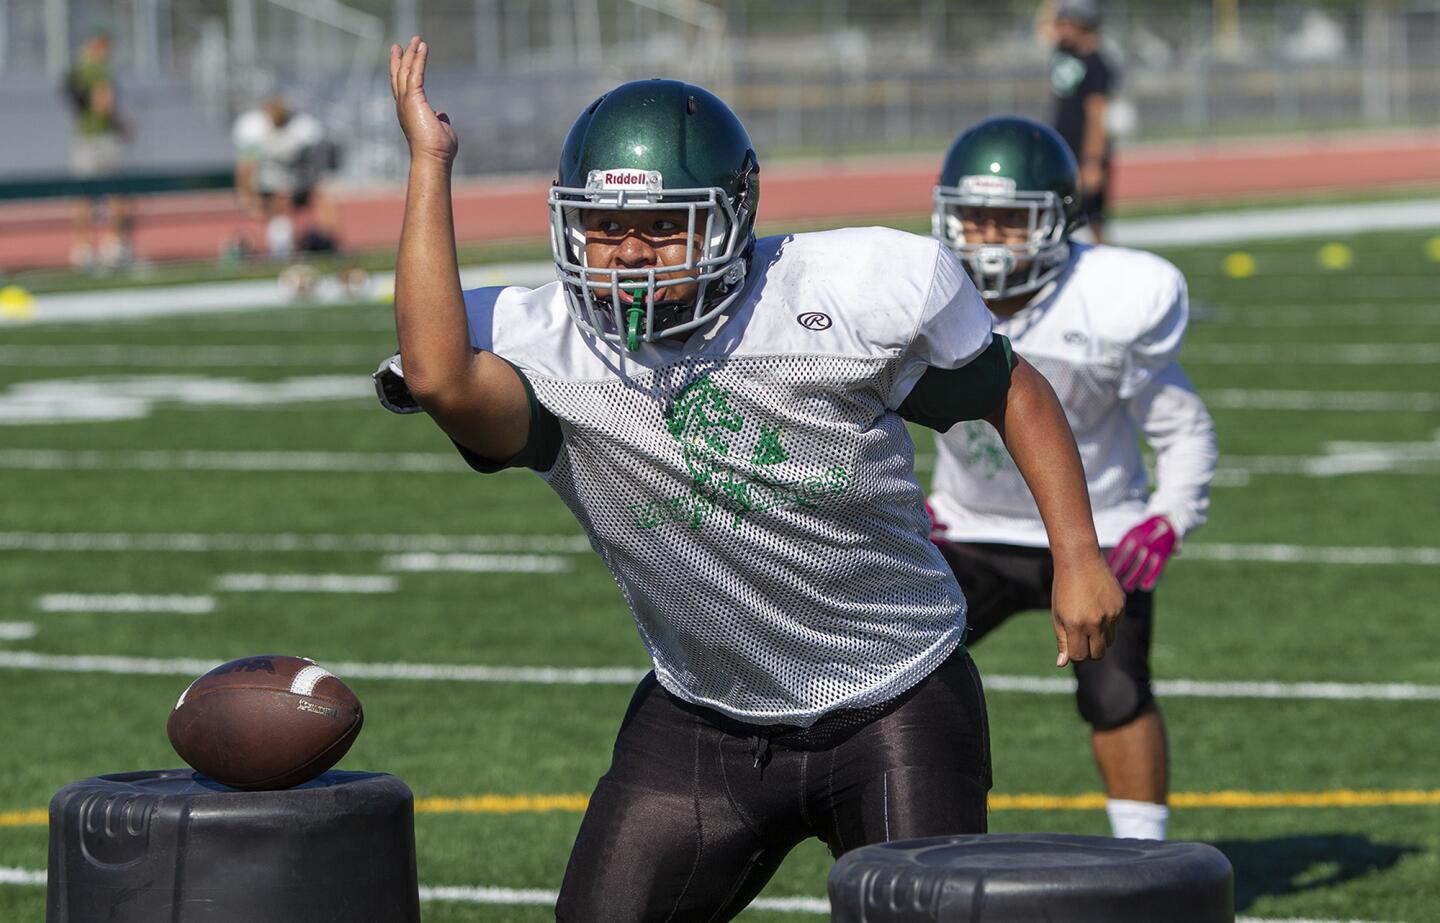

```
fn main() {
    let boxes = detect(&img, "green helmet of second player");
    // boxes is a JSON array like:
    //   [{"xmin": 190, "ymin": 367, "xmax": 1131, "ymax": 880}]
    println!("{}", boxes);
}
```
[
  {"xmin": 548, "ymin": 79, "xmax": 760, "ymax": 349},
  {"xmin": 933, "ymin": 116, "xmax": 1081, "ymax": 301}
]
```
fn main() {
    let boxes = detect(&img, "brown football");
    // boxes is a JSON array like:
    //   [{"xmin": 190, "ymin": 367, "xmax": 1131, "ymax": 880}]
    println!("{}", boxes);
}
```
[{"xmin": 167, "ymin": 654, "xmax": 363, "ymax": 791}]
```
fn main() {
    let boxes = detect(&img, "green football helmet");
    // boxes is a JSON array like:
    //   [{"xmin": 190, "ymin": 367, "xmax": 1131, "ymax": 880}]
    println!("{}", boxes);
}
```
[
  {"xmin": 933, "ymin": 116, "xmax": 1080, "ymax": 300},
  {"xmin": 549, "ymin": 79, "xmax": 760, "ymax": 349}
]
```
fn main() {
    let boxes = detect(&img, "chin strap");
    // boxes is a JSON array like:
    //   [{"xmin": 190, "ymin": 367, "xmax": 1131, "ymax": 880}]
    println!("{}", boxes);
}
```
[{"xmin": 625, "ymin": 287, "xmax": 646, "ymax": 351}]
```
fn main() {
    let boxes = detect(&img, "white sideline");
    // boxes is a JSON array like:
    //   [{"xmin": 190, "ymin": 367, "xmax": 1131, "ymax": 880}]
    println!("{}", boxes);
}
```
[
  {"xmin": 36, "ymin": 594, "xmax": 216, "ymax": 614},
  {"xmin": 0, "ymin": 531, "xmax": 1434, "ymax": 566},
  {"xmin": 215, "ymin": 574, "xmax": 399, "ymax": 594},
  {"xmin": 0, "ymin": 866, "xmax": 1392, "ymax": 921},
  {"xmin": 1114, "ymin": 197, "xmax": 1440, "ymax": 247},
  {"xmin": 0, "ymin": 622, "xmax": 37, "ymax": 640},
  {"xmin": 0, "ymin": 651, "xmax": 1437, "ymax": 702}
]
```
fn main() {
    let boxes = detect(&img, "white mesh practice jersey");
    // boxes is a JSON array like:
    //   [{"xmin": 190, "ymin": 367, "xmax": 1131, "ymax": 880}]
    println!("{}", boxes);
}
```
[
  {"xmin": 462, "ymin": 228, "xmax": 995, "ymax": 726},
  {"xmin": 929, "ymin": 242, "xmax": 1217, "ymax": 549}
]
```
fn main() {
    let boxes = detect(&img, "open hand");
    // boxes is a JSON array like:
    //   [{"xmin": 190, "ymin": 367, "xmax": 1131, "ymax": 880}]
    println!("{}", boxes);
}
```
[
  {"xmin": 1050, "ymin": 552, "xmax": 1124, "ymax": 667},
  {"xmin": 390, "ymin": 36, "xmax": 457, "ymax": 165}
]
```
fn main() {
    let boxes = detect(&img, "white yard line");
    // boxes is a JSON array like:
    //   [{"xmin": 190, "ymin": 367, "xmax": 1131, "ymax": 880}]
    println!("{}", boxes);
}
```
[
  {"xmin": 382, "ymin": 553, "xmax": 575, "ymax": 574},
  {"xmin": 35, "ymin": 594, "xmax": 216, "ymax": 614},
  {"xmin": 0, "ymin": 866, "xmax": 1392, "ymax": 921},
  {"xmin": 0, "ymin": 531, "xmax": 593, "ymax": 554},
  {"xmin": 0, "ymin": 346, "xmax": 380, "ymax": 367},
  {"xmin": 0, "ymin": 622, "xmax": 37, "ymax": 640},
  {"xmin": 0, "ymin": 449, "xmax": 465, "ymax": 473},
  {"xmin": 215, "ymin": 573, "xmax": 399, "ymax": 593},
  {"xmin": 1183, "ymin": 543, "xmax": 1440, "ymax": 566},
  {"xmin": 0, "ymin": 531, "xmax": 1433, "ymax": 566},
  {"xmin": 1203, "ymin": 390, "xmax": 1440, "ymax": 412},
  {"xmin": 1185, "ymin": 344, "xmax": 1440, "ymax": 365},
  {"xmin": 7, "ymin": 447, "xmax": 1440, "ymax": 482},
  {"xmin": 0, "ymin": 651, "xmax": 1435, "ymax": 702}
]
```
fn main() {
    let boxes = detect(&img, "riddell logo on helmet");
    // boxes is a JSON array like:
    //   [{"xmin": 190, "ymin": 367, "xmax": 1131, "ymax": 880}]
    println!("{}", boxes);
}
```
[
  {"xmin": 594, "ymin": 169, "xmax": 658, "ymax": 191},
  {"xmin": 959, "ymin": 175, "xmax": 1018, "ymax": 197}
]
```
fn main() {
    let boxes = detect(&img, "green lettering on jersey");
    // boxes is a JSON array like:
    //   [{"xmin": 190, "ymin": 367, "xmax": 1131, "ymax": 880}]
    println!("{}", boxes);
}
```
[{"xmin": 630, "ymin": 376, "xmax": 850, "ymax": 532}]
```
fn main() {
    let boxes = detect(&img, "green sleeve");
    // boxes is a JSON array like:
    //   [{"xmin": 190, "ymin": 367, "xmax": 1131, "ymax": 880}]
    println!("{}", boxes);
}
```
[
  {"xmin": 898, "ymin": 335, "xmax": 1016, "ymax": 432},
  {"xmin": 452, "ymin": 360, "xmax": 563, "ymax": 473}
]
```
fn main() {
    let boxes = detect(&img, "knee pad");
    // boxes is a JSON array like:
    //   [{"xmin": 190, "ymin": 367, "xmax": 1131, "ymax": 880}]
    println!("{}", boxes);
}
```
[{"xmin": 1074, "ymin": 660, "xmax": 1154, "ymax": 731}]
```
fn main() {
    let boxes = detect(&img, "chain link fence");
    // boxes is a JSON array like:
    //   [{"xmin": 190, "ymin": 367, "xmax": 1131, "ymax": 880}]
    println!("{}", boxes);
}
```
[{"xmin": 2, "ymin": 0, "xmax": 1438, "ymax": 179}]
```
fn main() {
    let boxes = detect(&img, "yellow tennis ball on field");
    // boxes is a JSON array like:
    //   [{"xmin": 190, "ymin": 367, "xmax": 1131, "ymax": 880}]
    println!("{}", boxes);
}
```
[
  {"xmin": 0, "ymin": 284, "xmax": 36, "ymax": 320},
  {"xmin": 1222, "ymin": 252, "xmax": 1256, "ymax": 279},
  {"xmin": 1426, "ymin": 236, "xmax": 1440, "ymax": 262},
  {"xmin": 1317, "ymin": 242, "xmax": 1354, "ymax": 270}
]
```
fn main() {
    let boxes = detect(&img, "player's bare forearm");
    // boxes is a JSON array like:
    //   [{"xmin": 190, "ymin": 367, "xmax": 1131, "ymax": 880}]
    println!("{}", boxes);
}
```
[
  {"xmin": 390, "ymin": 36, "xmax": 529, "ymax": 460},
  {"xmin": 394, "ymin": 157, "xmax": 469, "ymax": 401},
  {"xmin": 986, "ymin": 357, "xmax": 1123, "ymax": 665},
  {"xmin": 985, "ymin": 358, "xmax": 1101, "ymax": 563}
]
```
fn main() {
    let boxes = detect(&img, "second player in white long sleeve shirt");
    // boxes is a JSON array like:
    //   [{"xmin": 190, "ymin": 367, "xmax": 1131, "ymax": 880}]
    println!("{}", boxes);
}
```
[{"xmin": 929, "ymin": 241, "xmax": 1217, "ymax": 549}]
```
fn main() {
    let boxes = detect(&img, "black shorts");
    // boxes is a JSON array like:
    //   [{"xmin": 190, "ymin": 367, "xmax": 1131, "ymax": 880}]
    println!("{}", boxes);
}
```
[
  {"xmin": 938, "ymin": 541, "xmax": 1156, "ymax": 731},
  {"xmin": 556, "ymin": 647, "xmax": 991, "ymax": 922}
]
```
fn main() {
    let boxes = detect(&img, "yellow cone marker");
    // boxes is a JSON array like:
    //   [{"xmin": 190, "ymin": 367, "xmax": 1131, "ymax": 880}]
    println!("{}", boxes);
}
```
[
  {"xmin": 1317, "ymin": 242, "xmax": 1354, "ymax": 270},
  {"xmin": 1222, "ymin": 252, "xmax": 1256, "ymax": 279},
  {"xmin": 0, "ymin": 285, "xmax": 36, "ymax": 320},
  {"xmin": 1426, "ymin": 236, "xmax": 1440, "ymax": 263}
]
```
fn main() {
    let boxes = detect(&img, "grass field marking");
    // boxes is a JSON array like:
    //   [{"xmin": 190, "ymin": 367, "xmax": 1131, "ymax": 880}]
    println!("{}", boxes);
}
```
[
  {"xmin": 0, "ymin": 375, "xmax": 370, "ymax": 426},
  {"xmin": 0, "ymin": 346, "xmax": 384, "ymax": 367},
  {"xmin": 0, "ymin": 622, "xmax": 37, "ymax": 640},
  {"xmin": 214, "ymin": 574, "xmax": 399, "ymax": 594},
  {"xmin": 381, "ymin": 552, "xmax": 575, "ymax": 574},
  {"xmin": 7, "ymin": 787, "xmax": 1440, "ymax": 830},
  {"xmin": 0, "ymin": 449, "xmax": 466, "ymax": 473},
  {"xmin": 4, "ymin": 651, "xmax": 1439, "ymax": 701},
  {"xmin": 36, "ymin": 594, "xmax": 216, "ymax": 614},
  {"xmin": 1185, "ymin": 344, "xmax": 1440, "ymax": 365},
  {"xmin": 1183, "ymin": 543, "xmax": 1440, "ymax": 566},
  {"xmin": 415, "ymin": 793, "xmax": 590, "ymax": 814},
  {"xmin": 0, "ymin": 868, "xmax": 1392, "ymax": 921},
  {"xmin": 3, "ymin": 531, "xmax": 1435, "ymax": 567},
  {"xmin": 1203, "ymin": 389, "xmax": 1440, "ymax": 412},
  {"xmin": 0, "ymin": 531, "xmax": 594, "ymax": 554},
  {"xmin": 8, "ymin": 447, "xmax": 1440, "ymax": 482}
]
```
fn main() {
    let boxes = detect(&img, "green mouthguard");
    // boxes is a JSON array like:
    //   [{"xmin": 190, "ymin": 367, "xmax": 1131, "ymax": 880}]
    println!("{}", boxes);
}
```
[{"xmin": 625, "ymin": 287, "xmax": 646, "ymax": 351}]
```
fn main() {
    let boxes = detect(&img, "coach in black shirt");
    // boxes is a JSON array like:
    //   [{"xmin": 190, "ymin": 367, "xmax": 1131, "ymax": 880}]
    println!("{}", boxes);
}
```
[{"xmin": 1049, "ymin": 0, "xmax": 1116, "ymax": 243}]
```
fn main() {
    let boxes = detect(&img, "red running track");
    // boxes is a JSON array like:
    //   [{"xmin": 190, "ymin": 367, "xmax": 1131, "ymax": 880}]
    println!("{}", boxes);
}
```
[{"xmin": 3, "ymin": 131, "xmax": 1439, "ymax": 271}]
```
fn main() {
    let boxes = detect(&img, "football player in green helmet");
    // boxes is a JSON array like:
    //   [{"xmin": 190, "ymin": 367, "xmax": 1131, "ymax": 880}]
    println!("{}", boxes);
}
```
[
  {"xmin": 933, "ymin": 115, "xmax": 1081, "ymax": 302},
  {"xmin": 548, "ymin": 81, "xmax": 758, "ymax": 349},
  {"xmin": 384, "ymin": 39, "xmax": 1124, "ymax": 920},
  {"xmin": 928, "ymin": 116, "xmax": 1218, "ymax": 842}
]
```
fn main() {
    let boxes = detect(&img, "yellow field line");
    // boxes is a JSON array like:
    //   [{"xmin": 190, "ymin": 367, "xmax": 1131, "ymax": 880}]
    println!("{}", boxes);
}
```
[{"xmin": 6, "ymin": 788, "xmax": 1439, "ymax": 829}]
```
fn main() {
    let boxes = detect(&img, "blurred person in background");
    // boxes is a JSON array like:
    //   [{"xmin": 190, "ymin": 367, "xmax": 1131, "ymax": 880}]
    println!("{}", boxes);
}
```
[
  {"xmin": 1042, "ymin": 0, "xmax": 1116, "ymax": 244},
  {"xmin": 232, "ymin": 95, "xmax": 340, "ymax": 258},
  {"xmin": 64, "ymin": 29, "xmax": 134, "ymax": 271},
  {"xmin": 930, "ymin": 116, "xmax": 1217, "ymax": 841},
  {"xmin": 379, "ymin": 38, "xmax": 1123, "ymax": 919}
]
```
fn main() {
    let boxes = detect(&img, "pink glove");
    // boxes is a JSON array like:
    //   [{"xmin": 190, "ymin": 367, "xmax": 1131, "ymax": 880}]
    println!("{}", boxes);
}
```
[
  {"xmin": 1107, "ymin": 515, "xmax": 1177, "ymax": 592},
  {"xmin": 924, "ymin": 499, "xmax": 947, "ymax": 546}
]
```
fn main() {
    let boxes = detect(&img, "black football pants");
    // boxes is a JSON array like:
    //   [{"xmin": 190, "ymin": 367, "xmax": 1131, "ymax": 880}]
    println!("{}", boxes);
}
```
[
  {"xmin": 938, "ymin": 541, "xmax": 1157, "ymax": 731},
  {"xmin": 555, "ymin": 647, "xmax": 990, "ymax": 922}
]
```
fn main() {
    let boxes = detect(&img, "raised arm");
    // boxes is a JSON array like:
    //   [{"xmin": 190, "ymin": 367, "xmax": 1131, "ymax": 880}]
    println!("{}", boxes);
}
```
[
  {"xmin": 983, "ymin": 357, "xmax": 1125, "ymax": 666},
  {"xmin": 389, "ymin": 36, "xmax": 529, "ymax": 461}
]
